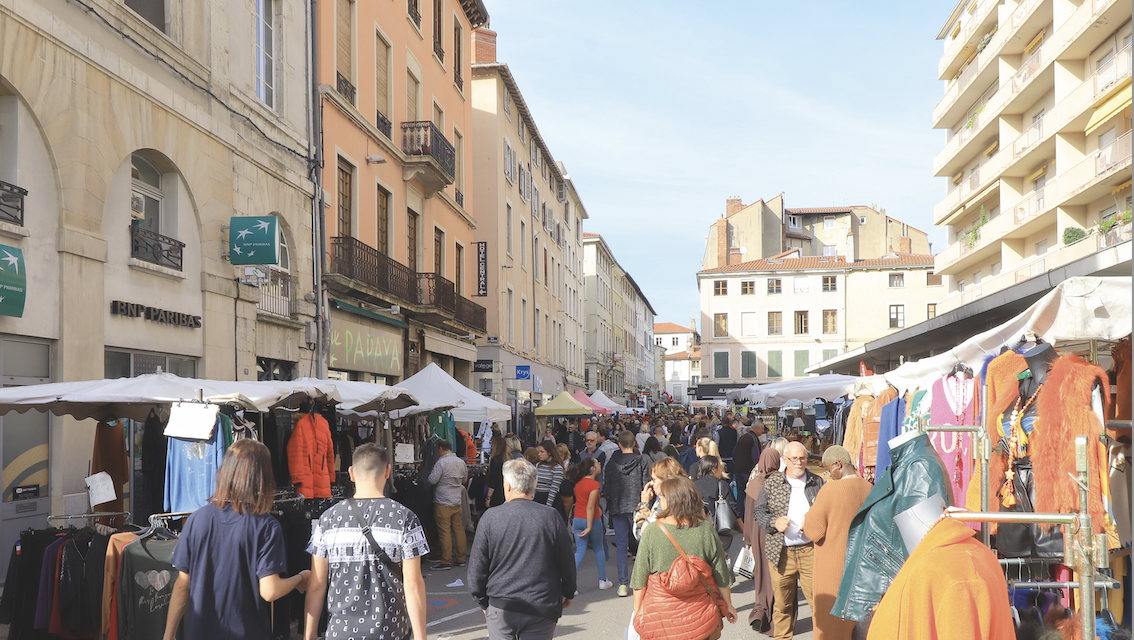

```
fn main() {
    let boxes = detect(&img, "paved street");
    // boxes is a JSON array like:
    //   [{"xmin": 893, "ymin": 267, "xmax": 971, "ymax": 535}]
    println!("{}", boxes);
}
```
[{"xmin": 423, "ymin": 532, "xmax": 813, "ymax": 640}]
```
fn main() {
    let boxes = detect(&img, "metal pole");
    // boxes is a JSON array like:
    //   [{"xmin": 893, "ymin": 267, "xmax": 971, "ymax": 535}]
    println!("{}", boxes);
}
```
[
  {"xmin": 979, "ymin": 382, "xmax": 990, "ymax": 545},
  {"xmin": 1075, "ymin": 436, "xmax": 1094, "ymax": 639}
]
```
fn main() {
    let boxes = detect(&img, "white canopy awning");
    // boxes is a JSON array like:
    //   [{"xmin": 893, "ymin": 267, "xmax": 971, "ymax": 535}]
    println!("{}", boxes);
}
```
[
  {"xmin": 589, "ymin": 390, "xmax": 627, "ymax": 412},
  {"xmin": 287, "ymin": 378, "xmax": 419, "ymax": 418},
  {"xmin": 725, "ymin": 375, "xmax": 858, "ymax": 407},
  {"xmin": 389, "ymin": 363, "xmax": 511, "ymax": 422}
]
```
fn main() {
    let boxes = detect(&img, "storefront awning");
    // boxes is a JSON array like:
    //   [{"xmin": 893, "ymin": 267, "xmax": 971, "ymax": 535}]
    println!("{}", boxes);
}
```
[
  {"xmin": 424, "ymin": 331, "xmax": 478, "ymax": 361},
  {"xmin": 1086, "ymin": 83, "xmax": 1132, "ymax": 135}
]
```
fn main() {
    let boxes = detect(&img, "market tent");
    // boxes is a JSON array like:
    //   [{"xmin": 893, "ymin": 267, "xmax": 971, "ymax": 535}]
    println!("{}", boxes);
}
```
[
  {"xmin": 589, "ymin": 390, "xmax": 627, "ymax": 412},
  {"xmin": 572, "ymin": 390, "xmax": 610, "ymax": 415},
  {"xmin": 289, "ymin": 378, "xmax": 418, "ymax": 415},
  {"xmin": 0, "ymin": 373, "xmax": 344, "ymax": 422},
  {"xmin": 724, "ymin": 384, "xmax": 761, "ymax": 404},
  {"xmin": 726, "ymin": 375, "xmax": 858, "ymax": 408},
  {"xmin": 389, "ymin": 362, "xmax": 511, "ymax": 423},
  {"xmin": 535, "ymin": 391, "xmax": 594, "ymax": 416},
  {"xmin": 883, "ymin": 276, "xmax": 1132, "ymax": 393}
]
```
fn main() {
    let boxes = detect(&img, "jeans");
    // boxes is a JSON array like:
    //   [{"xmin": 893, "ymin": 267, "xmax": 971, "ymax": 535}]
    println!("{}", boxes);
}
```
[
  {"xmin": 572, "ymin": 517, "xmax": 607, "ymax": 582},
  {"xmin": 485, "ymin": 605, "xmax": 557, "ymax": 640},
  {"xmin": 610, "ymin": 513, "xmax": 633, "ymax": 586}
]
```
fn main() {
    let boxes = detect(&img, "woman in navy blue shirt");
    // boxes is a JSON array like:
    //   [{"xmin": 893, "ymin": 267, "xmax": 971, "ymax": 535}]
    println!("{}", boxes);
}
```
[{"xmin": 164, "ymin": 439, "xmax": 309, "ymax": 640}]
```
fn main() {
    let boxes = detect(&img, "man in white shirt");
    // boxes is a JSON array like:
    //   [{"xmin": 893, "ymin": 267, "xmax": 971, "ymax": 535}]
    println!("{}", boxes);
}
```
[{"xmin": 752, "ymin": 441, "xmax": 823, "ymax": 640}]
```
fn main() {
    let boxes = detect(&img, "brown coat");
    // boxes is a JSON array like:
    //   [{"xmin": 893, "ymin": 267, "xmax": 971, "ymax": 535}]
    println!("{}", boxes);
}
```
[{"xmin": 802, "ymin": 475, "xmax": 873, "ymax": 640}]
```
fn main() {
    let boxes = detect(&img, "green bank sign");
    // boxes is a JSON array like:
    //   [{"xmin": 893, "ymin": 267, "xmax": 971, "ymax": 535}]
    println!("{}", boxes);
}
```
[
  {"xmin": 0, "ymin": 244, "xmax": 26, "ymax": 318},
  {"xmin": 229, "ymin": 216, "xmax": 280, "ymax": 265}
]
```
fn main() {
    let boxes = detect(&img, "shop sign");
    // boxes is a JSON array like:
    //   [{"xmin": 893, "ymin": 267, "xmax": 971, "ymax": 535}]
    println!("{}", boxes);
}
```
[
  {"xmin": 0, "ymin": 244, "xmax": 26, "ymax": 318},
  {"xmin": 328, "ymin": 315, "xmax": 403, "ymax": 376},
  {"xmin": 229, "ymin": 216, "xmax": 280, "ymax": 265},
  {"xmin": 473, "ymin": 359, "xmax": 493, "ymax": 373},
  {"xmin": 111, "ymin": 301, "xmax": 202, "ymax": 328},
  {"xmin": 474, "ymin": 242, "xmax": 488, "ymax": 297},
  {"xmin": 515, "ymin": 365, "xmax": 531, "ymax": 380},
  {"xmin": 486, "ymin": 336, "xmax": 499, "ymax": 344}
]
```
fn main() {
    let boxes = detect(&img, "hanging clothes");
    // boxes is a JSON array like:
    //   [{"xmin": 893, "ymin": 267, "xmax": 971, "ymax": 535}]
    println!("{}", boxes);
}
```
[
  {"xmin": 102, "ymin": 531, "xmax": 139, "ymax": 639},
  {"xmin": 842, "ymin": 394, "xmax": 873, "ymax": 470},
  {"xmin": 0, "ymin": 528, "xmax": 61, "ymax": 640},
  {"xmin": 928, "ymin": 374, "xmax": 977, "ymax": 515},
  {"xmin": 861, "ymin": 387, "xmax": 898, "ymax": 471},
  {"xmin": 116, "ymin": 538, "xmax": 179, "ymax": 640},
  {"xmin": 1111, "ymin": 337, "xmax": 1131, "ymax": 421},
  {"xmin": 164, "ymin": 416, "xmax": 226, "ymax": 512},
  {"xmin": 874, "ymin": 396, "xmax": 907, "ymax": 474},
  {"xmin": 91, "ymin": 421, "xmax": 130, "ymax": 526},
  {"xmin": 286, "ymin": 412, "xmax": 334, "ymax": 499},
  {"xmin": 139, "ymin": 410, "xmax": 169, "ymax": 525}
]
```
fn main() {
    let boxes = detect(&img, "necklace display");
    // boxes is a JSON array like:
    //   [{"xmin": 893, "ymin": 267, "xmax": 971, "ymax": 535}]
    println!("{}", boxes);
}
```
[
  {"xmin": 1000, "ymin": 382, "xmax": 1044, "ymax": 508},
  {"xmin": 947, "ymin": 374, "xmax": 972, "ymax": 424}
]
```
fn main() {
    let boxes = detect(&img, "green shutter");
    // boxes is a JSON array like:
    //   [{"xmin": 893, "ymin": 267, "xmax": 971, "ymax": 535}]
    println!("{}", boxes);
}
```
[
  {"xmin": 794, "ymin": 350, "xmax": 810, "ymax": 377},
  {"xmin": 714, "ymin": 352, "xmax": 729, "ymax": 379},
  {"xmin": 767, "ymin": 351, "xmax": 782, "ymax": 378},
  {"xmin": 822, "ymin": 349, "xmax": 838, "ymax": 362},
  {"xmin": 741, "ymin": 351, "xmax": 757, "ymax": 378}
]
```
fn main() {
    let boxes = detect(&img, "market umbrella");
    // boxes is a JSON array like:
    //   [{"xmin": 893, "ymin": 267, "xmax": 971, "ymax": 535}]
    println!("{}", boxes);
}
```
[
  {"xmin": 389, "ymin": 362, "xmax": 510, "ymax": 422},
  {"xmin": 288, "ymin": 378, "xmax": 418, "ymax": 415},
  {"xmin": 572, "ymin": 390, "xmax": 610, "ymax": 415},
  {"xmin": 535, "ymin": 391, "xmax": 594, "ymax": 416},
  {"xmin": 589, "ymin": 389, "xmax": 627, "ymax": 412},
  {"xmin": 731, "ymin": 375, "xmax": 858, "ymax": 408}
]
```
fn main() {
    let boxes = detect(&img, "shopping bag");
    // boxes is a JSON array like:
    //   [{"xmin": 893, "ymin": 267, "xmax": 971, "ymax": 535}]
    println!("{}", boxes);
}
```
[
  {"xmin": 733, "ymin": 544, "xmax": 755, "ymax": 580},
  {"xmin": 626, "ymin": 609, "xmax": 641, "ymax": 640}
]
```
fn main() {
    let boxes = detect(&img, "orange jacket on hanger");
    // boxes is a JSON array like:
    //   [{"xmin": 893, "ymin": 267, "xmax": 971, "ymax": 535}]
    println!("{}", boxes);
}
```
[{"xmin": 287, "ymin": 412, "xmax": 334, "ymax": 498}]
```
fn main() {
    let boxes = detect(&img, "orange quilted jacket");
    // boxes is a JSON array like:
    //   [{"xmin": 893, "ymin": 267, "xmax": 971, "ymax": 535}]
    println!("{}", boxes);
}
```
[
  {"xmin": 633, "ymin": 553, "xmax": 724, "ymax": 640},
  {"xmin": 287, "ymin": 413, "xmax": 334, "ymax": 498}
]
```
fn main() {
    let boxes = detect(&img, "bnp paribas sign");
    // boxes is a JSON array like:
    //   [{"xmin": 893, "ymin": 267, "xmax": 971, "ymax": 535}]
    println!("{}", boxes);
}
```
[
  {"xmin": 229, "ymin": 216, "xmax": 280, "ymax": 265},
  {"xmin": 0, "ymin": 244, "xmax": 26, "ymax": 318}
]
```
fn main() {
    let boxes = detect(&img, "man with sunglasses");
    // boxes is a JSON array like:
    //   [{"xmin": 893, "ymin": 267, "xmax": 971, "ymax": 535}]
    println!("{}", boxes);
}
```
[{"xmin": 752, "ymin": 441, "xmax": 823, "ymax": 640}]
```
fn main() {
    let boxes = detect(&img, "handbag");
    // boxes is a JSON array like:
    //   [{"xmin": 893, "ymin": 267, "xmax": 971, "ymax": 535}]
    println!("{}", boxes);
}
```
[
  {"xmin": 711, "ymin": 483, "xmax": 742, "ymax": 538},
  {"xmin": 345, "ymin": 498, "xmax": 404, "ymax": 579}
]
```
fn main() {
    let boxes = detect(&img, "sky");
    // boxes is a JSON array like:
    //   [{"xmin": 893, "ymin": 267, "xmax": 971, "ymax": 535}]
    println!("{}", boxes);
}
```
[{"xmin": 485, "ymin": 0, "xmax": 955, "ymax": 327}]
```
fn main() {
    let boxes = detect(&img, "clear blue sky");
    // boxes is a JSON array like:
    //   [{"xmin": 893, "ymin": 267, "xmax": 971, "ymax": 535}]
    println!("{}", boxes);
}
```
[{"xmin": 486, "ymin": 0, "xmax": 952, "ymax": 326}]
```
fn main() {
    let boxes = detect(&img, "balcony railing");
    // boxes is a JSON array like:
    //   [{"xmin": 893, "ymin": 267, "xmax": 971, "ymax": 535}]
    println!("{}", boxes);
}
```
[
  {"xmin": 1093, "ymin": 44, "xmax": 1132, "ymax": 101},
  {"xmin": 407, "ymin": 0, "xmax": 420, "ymax": 27},
  {"xmin": 455, "ymin": 295, "xmax": 487, "ymax": 333},
  {"xmin": 1061, "ymin": 132, "xmax": 1132, "ymax": 201},
  {"xmin": 1012, "ymin": 116, "xmax": 1045, "ymax": 158},
  {"xmin": 417, "ymin": 272, "xmax": 457, "ymax": 313},
  {"xmin": 257, "ymin": 266, "xmax": 297, "ymax": 318},
  {"xmin": 940, "ymin": 0, "xmax": 996, "ymax": 75},
  {"xmin": 433, "ymin": 39, "xmax": 445, "ymax": 63},
  {"xmin": 376, "ymin": 111, "xmax": 392, "ymax": 138},
  {"xmin": 130, "ymin": 224, "xmax": 185, "ymax": 271},
  {"xmin": 0, "ymin": 180, "xmax": 27, "ymax": 226},
  {"xmin": 454, "ymin": 188, "xmax": 464, "ymax": 207},
  {"xmin": 329, "ymin": 235, "xmax": 417, "ymax": 303},
  {"xmin": 336, "ymin": 72, "xmax": 356, "ymax": 105},
  {"xmin": 1010, "ymin": 45, "xmax": 1045, "ymax": 94},
  {"xmin": 454, "ymin": 71, "xmax": 464, "ymax": 92},
  {"xmin": 402, "ymin": 121, "xmax": 455, "ymax": 178},
  {"xmin": 1010, "ymin": 188, "xmax": 1047, "ymax": 225}
]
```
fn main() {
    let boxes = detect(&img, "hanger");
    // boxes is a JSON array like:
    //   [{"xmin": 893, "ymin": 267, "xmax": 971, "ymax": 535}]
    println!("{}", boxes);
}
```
[
  {"xmin": 949, "ymin": 362, "xmax": 974, "ymax": 378},
  {"xmin": 1097, "ymin": 609, "xmax": 1117, "ymax": 628}
]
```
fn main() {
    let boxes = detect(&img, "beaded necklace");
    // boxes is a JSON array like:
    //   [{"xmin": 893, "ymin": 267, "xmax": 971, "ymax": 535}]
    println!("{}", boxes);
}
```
[{"xmin": 1000, "ymin": 382, "xmax": 1044, "ymax": 508}]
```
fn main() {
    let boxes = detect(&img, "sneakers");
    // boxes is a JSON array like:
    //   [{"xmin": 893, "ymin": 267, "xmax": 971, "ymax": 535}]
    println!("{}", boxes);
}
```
[
  {"xmin": 598, "ymin": 580, "xmax": 614, "ymax": 590},
  {"xmin": 454, "ymin": 560, "xmax": 467, "ymax": 567},
  {"xmin": 431, "ymin": 563, "xmax": 452, "ymax": 571},
  {"xmin": 617, "ymin": 585, "xmax": 630, "ymax": 597}
]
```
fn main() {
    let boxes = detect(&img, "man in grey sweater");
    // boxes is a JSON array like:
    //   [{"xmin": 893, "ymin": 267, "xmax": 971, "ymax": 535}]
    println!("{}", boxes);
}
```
[{"xmin": 468, "ymin": 459, "xmax": 577, "ymax": 640}]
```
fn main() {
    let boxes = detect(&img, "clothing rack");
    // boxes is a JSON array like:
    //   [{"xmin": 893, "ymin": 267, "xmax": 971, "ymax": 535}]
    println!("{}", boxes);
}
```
[
  {"xmin": 148, "ymin": 510, "xmax": 194, "ymax": 527},
  {"xmin": 46, "ymin": 511, "xmax": 130, "ymax": 522}
]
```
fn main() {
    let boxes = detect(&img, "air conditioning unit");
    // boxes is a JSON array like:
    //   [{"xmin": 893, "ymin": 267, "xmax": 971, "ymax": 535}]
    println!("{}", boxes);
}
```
[{"xmin": 130, "ymin": 192, "xmax": 146, "ymax": 219}]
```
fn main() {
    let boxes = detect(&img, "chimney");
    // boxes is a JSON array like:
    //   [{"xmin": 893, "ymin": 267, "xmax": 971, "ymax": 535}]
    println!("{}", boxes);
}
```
[
  {"xmin": 899, "ymin": 236, "xmax": 912, "ymax": 254},
  {"xmin": 726, "ymin": 197, "xmax": 744, "ymax": 216},
  {"xmin": 474, "ymin": 28, "xmax": 497, "ymax": 64},
  {"xmin": 690, "ymin": 319, "xmax": 697, "ymax": 333},
  {"xmin": 716, "ymin": 219, "xmax": 729, "ymax": 266}
]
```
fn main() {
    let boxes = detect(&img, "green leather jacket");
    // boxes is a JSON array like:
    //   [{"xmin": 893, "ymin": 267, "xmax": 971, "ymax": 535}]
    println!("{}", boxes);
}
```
[{"xmin": 831, "ymin": 433, "xmax": 953, "ymax": 622}]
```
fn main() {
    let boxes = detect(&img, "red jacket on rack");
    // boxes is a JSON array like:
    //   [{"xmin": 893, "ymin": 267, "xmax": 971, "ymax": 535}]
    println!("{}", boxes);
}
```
[{"xmin": 287, "ymin": 413, "xmax": 334, "ymax": 498}]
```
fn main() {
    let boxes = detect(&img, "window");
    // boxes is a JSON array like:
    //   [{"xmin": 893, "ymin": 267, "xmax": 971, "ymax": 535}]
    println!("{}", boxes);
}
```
[
  {"xmin": 377, "ymin": 185, "xmax": 389, "ymax": 254},
  {"xmin": 713, "ymin": 352, "xmax": 729, "ymax": 379},
  {"xmin": 794, "ymin": 350, "xmax": 809, "ymax": 377},
  {"xmin": 822, "ymin": 246, "xmax": 838, "ymax": 257},
  {"xmin": 793, "ymin": 276, "xmax": 809, "ymax": 294},
  {"xmin": 822, "ymin": 348, "xmax": 838, "ymax": 362},
  {"xmin": 889, "ymin": 273, "xmax": 905, "ymax": 288},
  {"xmin": 543, "ymin": 247, "xmax": 548, "ymax": 285},
  {"xmin": 859, "ymin": 216, "xmax": 867, "ymax": 224},
  {"xmin": 741, "ymin": 280, "xmax": 755, "ymax": 295},
  {"xmin": 406, "ymin": 71, "xmax": 420, "ymax": 121},
  {"xmin": 254, "ymin": 0, "xmax": 275, "ymax": 106},
  {"xmin": 507, "ymin": 289, "xmax": 514, "ymax": 345},
  {"xmin": 713, "ymin": 313, "xmax": 728, "ymax": 338},
  {"xmin": 336, "ymin": 158, "xmax": 352, "ymax": 236},
  {"xmin": 1035, "ymin": 239, "xmax": 1049, "ymax": 255},
  {"xmin": 973, "ymin": 271, "xmax": 981, "ymax": 285},
  {"xmin": 767, "ymin": 351, "xmax": 783, "ymax": 378},
  {"xmin": 672, "ymin": 337, "xmax": 679, "ymax": 347},
  {"xmin": 375, "ymin": 34, "xmax": 389, "ymax": 124},
  {"xmin": 713, "ymin": 280, "xmax": 727, "ymax": 296},
  {"xmin": 926, "ymin": 271, "xmax": 942, "ymax": 286},
  {"xmin": 454, "ymin": 243, "xmax": 464, "ymax": 295},
  {"xmin": 794, "ymin": 310, "xmax": 809, "ymax": 335},
  {"xmin": 741, "ymin": 351, "xmax": 758, "ymax": 378},
  {"xmin": 336, "ymin": 0, "xmax": 353, "ymax": 88},
  {"xmin": 453, "ymin": 130, "xmax": 464, "ymax": 195},
  {"xmin": 889, "ymin": 304, "xmax": 905, "ymax": 328},
  {"xmin": 452, "ymin": 21, "xmax": 462, "ymax": 87},
  {"xmin": 125, "ymin": 0, "xmax": 165, "ymax": 32},
  {"xmin": 519, "ymin": 220, "xmax": 527, "ymax": 268},
  {"xmin": 504, "ymin": 139, "xmax": 516, "ymax": 183},
  {"xmin": 787, "ymin": 215, "xmax": 801, "ymax": 228},
  {"xmin": 927, "ymin": 303, "xmax": 937, "ymax": 319},
  {"xmin": 991, "ymin": 262, "xmax": 1001, "ymax": 277},
  {"xmin": 655, "ymin": 337, "xmax": 662, "ymax": 346},
  {"xmin": 131, "ymin": 154, "xmax": 164, "ymax": 235},
  {"xmin": 822, "ymin": 275, "xmax": 837, "ymax": 292},
  {"xmin": 958, "ymin": 279, "xmax": 965, "ymax": 293},
  {"xmin": 767, "ymin": 311, "xmax": 782, "ymax": 335},
  {"xmin": 822, "ymin": 309, "xmax": 837, "ymax": 334},
  {"xmin": 432, "ymin": 0, "xmax": 444, "ymax": 61},
  {"xmin": 506, "ymin": 204, "xmax": 513, "ymax": 256},
  {"xmin": 407, "ymin": 210, "xmax": 419, "ymax": 270},
  {"xmin": 503, "ymin": 91, "xmax": 511, "ymax": 118},
  {"xmin": 823, "ymin": 216, "xmax": 836, "ymax": 229},
  {"xmin": 741, "ymin": 312, "xmax": 757, "ymax": 336},
  {"xmin": 767, "ymin": 278, "xmax": 782, "ymax": 294}
]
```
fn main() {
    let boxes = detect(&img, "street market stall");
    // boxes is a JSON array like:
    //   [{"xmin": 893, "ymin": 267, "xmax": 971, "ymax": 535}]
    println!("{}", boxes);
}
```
[
  {"xmin": 534, "ymin": 391, "xmax": 594, "ymax": 416},
  {"xmin": 572, "ymin": 389, "xmax": 611, "ymax": 415},
  {"xmin": 589, "ymin": 389, "xmax": 627, "ymax": 412}
]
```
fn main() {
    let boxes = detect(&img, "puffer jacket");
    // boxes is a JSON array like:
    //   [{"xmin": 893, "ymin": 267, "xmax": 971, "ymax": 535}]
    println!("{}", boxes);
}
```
[
  {"xmin": 286, "ymin": 413, "xmax": 334, "ymax": 498},
  {"xmin": 832, "ymin": 433, "xmax": 952, "ymax": 622},
  {"xmin": 633, "ymin": 534, "xmax": 725, "ymax": 640},
  {"xmin": 604, "ymin": 451, "xmax": 649, "ymax": 516},
  {"xmin": 752, "ymin": 470, "xmax": 823, "ymax": 566}
]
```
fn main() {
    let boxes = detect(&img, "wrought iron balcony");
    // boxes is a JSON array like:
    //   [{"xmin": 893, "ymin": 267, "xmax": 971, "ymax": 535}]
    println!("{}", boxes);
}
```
[
  {"xmin": 456, "ymin": 295, "xmax": 486, "ymax": 333},
  {"xmin": 0, "ymin": 180, "xmax": 27, "ymax": 226},
  {"xmin": 407, "ymin": 0, "xmax": 420, "ymax": 28},
  {"xmin": 329, "ymin": 236, "xmax": 417, "ymax": 304},
  {"xmin": 376, "ymin": 110, "xmax": 392, "ymax": 139},
  {"xmin": 433, "ymin": 39, "xmax": 445, "ymax": 63},
  {"xmin": 417, "ymin": 272, "xmax": 457, "ymax": 314},
  {"xmin": 336, "ymin": 72, "xmax": 356, "ymax": 105},
  {"xmin": 257, "ymin": 266, "xmax": 298, "ymax": 319},
  {"xmin": 455, "ymin": 189, "xmax": 464, "ymax": 208},
  {"xmin": 130, "ymin": 224, "xmax": 185, "ymax": 271},
  {"xmin": 401, "ymin": 121, "xmax": 455, "ymax": 198},
  {"xmin": 454, "ymin": 71, "xmax": 464, "ymax": 92}
]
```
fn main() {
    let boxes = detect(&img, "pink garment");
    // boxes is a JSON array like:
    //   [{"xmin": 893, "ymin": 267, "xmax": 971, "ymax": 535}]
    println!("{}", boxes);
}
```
[{"xmin": 929, "ymin": 376, "xmax": 975, "ymax": 520}]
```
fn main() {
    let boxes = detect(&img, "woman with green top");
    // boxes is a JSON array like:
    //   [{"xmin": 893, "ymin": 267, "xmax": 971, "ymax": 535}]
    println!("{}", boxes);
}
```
[{"xmin": 632, "ymin": 476, "xmax": 737, "ymax": 640}]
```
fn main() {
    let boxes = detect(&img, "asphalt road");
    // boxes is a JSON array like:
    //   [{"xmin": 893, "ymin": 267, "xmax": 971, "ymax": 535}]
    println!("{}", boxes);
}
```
[{"xmin": 422, "ymin": 532, "xmax": 814, "ymax": 640}]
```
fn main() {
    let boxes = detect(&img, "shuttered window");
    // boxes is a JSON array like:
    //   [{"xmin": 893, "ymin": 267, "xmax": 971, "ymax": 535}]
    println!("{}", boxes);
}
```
[
  {"xmin": 377, "ymin": 185, "xmax": 389, "ymax": 255},
  {"xmin": 741, "ymin": 351, "xmax": 758, "ymax": 378},
  {"xmin": 375, "ymin": 35, "xmax": 389, "ymax": 117},
  {"xmin": 714, "ymin": 352, "xmax": 729, "ymax": 379},
  {"xmin": 336, "ymin": 0, "xmax": 352, "ymax": 80},
  {"xmin": 336, "ymin": 158, "xmax": 352, "ymax": 237},
  {"xmin": 822, "ymin": 349, "xmax": 838, "ymax": 362},
  {"xmin": 794, "ymin": 350, "xmax": 809, "ymax": 377},
  {"xmin": 767, "ymin": 351, "xmax": 782, "ymax": 378},
  {"xmin": 407, "ymin": 72, "xmax": 420, "ymax": 121}
]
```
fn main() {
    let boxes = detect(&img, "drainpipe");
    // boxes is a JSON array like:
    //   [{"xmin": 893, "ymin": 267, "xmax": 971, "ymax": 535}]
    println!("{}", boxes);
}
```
[{"xmin": 307, "ymin": 0, "xmax": 327, "ymax": 378}]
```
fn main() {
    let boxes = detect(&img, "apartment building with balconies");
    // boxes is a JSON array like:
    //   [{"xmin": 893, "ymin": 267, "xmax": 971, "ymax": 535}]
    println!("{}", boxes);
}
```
[
  {"xmin": 932, "ymin": 0, "xmax": 1131, "ymax": 314},
  {"xmin": 319, "ymin": 0, "xmax": 489, "ymax": 386},
  {"xmin": 468, "ymin": 29, "xmax": 587, "ymax": 423}
]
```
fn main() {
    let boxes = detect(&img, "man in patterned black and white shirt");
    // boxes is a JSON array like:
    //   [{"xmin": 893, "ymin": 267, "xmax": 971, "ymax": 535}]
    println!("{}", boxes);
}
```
[{"xmin": 304, "ymin": 444, "xmax": 429, "ymax": 640}]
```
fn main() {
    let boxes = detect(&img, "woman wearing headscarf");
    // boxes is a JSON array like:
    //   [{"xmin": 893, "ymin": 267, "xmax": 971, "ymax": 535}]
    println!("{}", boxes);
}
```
[{"xmin": 743, "ymin": 447, "xmax": 781, "ymax": 633}]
